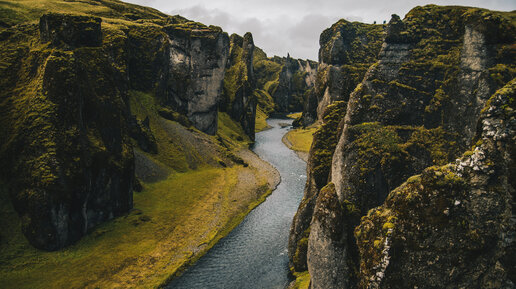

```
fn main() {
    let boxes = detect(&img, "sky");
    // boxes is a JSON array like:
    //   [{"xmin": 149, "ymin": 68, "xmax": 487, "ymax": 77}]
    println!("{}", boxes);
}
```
[{"xmin": 125, "ymin": 0, "xmax": 515, "ymax": 60}]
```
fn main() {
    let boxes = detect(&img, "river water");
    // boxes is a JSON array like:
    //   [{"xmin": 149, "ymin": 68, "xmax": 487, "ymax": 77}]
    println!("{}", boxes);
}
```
[{"xmin": 166, "ymin": 118, "xmax": 307, "ymax": 289}]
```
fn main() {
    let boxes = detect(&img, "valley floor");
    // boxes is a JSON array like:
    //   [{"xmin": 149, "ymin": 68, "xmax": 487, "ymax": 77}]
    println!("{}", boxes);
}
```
[
  {"xmin": 282, "ymin": 125, "xmax": 318, "ymax": 162},
  {"xmin": 0, "ymin": 149, "xmax": 279, "ymax": 289}
]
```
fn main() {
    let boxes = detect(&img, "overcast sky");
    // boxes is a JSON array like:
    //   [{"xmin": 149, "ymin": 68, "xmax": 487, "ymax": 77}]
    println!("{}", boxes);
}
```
[{"xmin": 125, "ymin": 0, "xmax": 515, "ymax": 60}]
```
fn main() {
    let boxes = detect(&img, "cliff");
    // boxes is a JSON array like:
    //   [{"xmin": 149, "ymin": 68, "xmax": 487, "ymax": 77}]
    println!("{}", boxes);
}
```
[
  {"xmin": 221, "ymin": 32, "xmax": 257, "ymax": 140},
  {"xmin": 298, "ymin": 19, "xmax": 384, "ymax": 126},
  {"xmin": 0, "ymin": 0, "xmax": 233, "ymax": 250},
  {"xmin": 253, "ymin": 50, "xmax": 317, "ymax": 116},
  {"xmin": 356, "ymin": 79, "xmax": 516, "ymax": 288},
  {"xmin": 289, "ymin": 5, "xmax": 516, "ymax": 288}
]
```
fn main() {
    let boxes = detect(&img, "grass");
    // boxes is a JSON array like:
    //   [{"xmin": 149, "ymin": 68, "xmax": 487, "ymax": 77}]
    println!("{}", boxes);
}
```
[
  {"xmin": 285, "ymin": 126, "xmax": 318, "ymax": 153},
  {"xmin": 0, "ymin": 160, "xmax": 274, "ymax": 289},
  {"xmin": 1, "ymin": 86, "xmax": 269, "ymax": 288},
  {"xmin": 287, "ymin": 112, "xmax": 302, "ymax": 119},
  {"xmin": 291, "ymin": 271, "xmax": 311, "ymax": 289},
  {"xmin": 255, "ymin": 106, "xmax": 271, "ymax": 132}
]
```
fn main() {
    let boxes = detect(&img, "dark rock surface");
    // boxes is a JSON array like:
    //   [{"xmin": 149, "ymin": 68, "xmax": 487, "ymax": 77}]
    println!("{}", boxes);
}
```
[
  {"xmin": 299, "ymin": 19, "xmax": 384, "ymax": 126},
  {"xmin": 39, "ymin": 13, "xmax": 102, "ymax": 48},
  {"xmin": 221, "ymin": 32, "xmax": 257, "ymax": 140},
  {"xmin": 289, "ymin": 5, "xmax": 516, "ymax": 288},
  {"xmin": 0, "ymin": 10, "xmax": 230, "ymax": 250},
  {"xmin": 356, "ymin": 79, "xmax": 515, "ymax": 288}
]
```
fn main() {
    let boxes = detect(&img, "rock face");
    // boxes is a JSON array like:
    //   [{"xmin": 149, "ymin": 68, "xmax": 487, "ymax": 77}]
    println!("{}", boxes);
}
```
[
  {"xmin": 39, "ymin": 13, "xmax": 102, "ymax": 48},
  {"xmin": 289, "ymin": 17, "xmax": 383, "ymax": 275},
  {"xmin": 288, "ymin": 101, "xmax": 347, "ymax": 272},
  {"xmin": 272, "ymin": 55, "xmax": 317, "ymax": 113},
  {"xmin": 289, "ymin": 5, "xmax": 516, "ymax": 288},
  {"xmin": 1, "ymin": 14, "xmax": 134, "ymax": 250},
  {"xmin": 0, "ymin": 9, "xmax": 231, "ymax": 250},
  {"xmin": 299, "ymin": 19, "xmax": 384, "ymax": 126},
  {"xmin": 253, "ymin": 51, "xmax": 317, "ymax": 117},
  {"xmin": 356, "ymin": 79, "xmax": 516, "ymax": 288},
  {"xmin": 160, "ymin": 22, "xmax": 229, "ymax": 135},
  {"xmin": 221, "ymin": 32, "xmax": 257, "ymax": 140}
]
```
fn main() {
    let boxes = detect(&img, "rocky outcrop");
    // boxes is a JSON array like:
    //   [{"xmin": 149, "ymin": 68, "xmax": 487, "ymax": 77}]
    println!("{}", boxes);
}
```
[
  {"xmin": 289, "ymin": 18, "xmax": 384, "ymax": 276},
  {"xmin": 290, "ymin": 5, "xmax": 516, "ymax": 288},
  {"xmin": 272, "ymin": 55, "xmax": 317, "ymax": 113},
  {"xmin": 160, "ymin": 22, "xmax": 229, "ymax": 135},
  {"xmin": 39, "ymin": 13, "xmax": 102, "ymax": 48},
  {"xmin": 253, "ymin": 50, "xmax": 317, "ymax": 117},
  {"xmin": 288, "ymin": 101, "xmax": 347, "ymax": 272},
  {"xmin": 1, "ymin": 14, "xmax": 134, "ymax": 250},
  {"xmin": 221, "ymin": 32, "xmax": 257, "ymax": 140},
  {"xmin": 0, "ymin": 8, "xmax": 231, "ymax": 250},
  {"xmin": 356, "ymin": 79, "xmax": 515, "ymax": 288},
  {"xmin": 299, "ymin": 19, "xmax": 384, "ymax": 126}
]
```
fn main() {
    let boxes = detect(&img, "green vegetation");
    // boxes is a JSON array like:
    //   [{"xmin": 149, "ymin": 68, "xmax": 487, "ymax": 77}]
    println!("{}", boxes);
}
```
[
  {"xmin": 310, "ymin": 101, "xmax": 348, "ymax": 188},
  {"xmin": 0, "ymin": 164, "xmax": 273, "ymax": 289},
  {"xmin": 285, "ymin": 127, "xmax": 318, "ymax": 153},
  {"xmin": 291, "ymin": 271, "xmax": 311, "ymax": 289},
  {"xmin": 255, "ymin": 106, "xmax": 271, "ymax": 132},
  {"xmin": 0, "ymin": 1, "xmax": 276, "ymax": 287}
]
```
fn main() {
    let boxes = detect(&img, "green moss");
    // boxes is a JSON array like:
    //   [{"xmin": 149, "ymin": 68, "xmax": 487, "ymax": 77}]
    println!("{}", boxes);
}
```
[
  {"xmin": 285, "ymin": 127, "xmax": 318, "ymax": 153},
  {"xmin": 310, "ymin": 101, "xmax": 348, "ymax": 188},
  {"xmin": 291, "ymin": 271, "xmax": 311, "ymax": 289}
]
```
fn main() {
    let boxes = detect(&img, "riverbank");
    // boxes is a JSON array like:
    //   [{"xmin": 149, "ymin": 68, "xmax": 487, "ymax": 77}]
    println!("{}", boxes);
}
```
[
  {"xmin": 282, "ymin": 126, "xmax": 318, "ymax": 162},
  {"xmin": 0, "ymin": 146, "xmax": 279, "ymax": 289},
  {"xmin": 167, "ymin": 118, "xmax": 307, "ymax": 289}
]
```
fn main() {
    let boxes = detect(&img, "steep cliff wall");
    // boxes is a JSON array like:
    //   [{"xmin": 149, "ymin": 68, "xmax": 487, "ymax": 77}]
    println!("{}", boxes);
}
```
[
  {"xmin": 272, "ymin": 55, "xmax": 317, "ymax": 113},
  {"xmin": 290, "ymin": 5, "xmax": 516, "ymax": 288},
  {"xmin": 253, "ymin": 51, "xmax": 317, "ymax": 116},
  {"xmin": 288, "ymin": 18, "xmax": 383, "ymax": 273},
  {"xmin": 0, "ymin": 1, "xmax": 231, "ymax": 250},
  {"xmin": 299, "ymin": 20, "xmax": 384, "ymax": 126},
  {"xmin": 356, "ymin": 79, "xmax": 515, "ymax": 288},
  {"xmin": 159, "ymin": 21, "xmax": 229, "ymax": 135},
  {"xmin": 221, "ymin": 32, "xmax": 257, "ymax": 140}
]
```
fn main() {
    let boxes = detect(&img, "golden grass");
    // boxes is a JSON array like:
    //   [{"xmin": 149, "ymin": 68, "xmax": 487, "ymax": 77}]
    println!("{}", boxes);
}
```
[
  {"xmin": 285, "ymin": 127, "xmax": 318, "ymax": 153},
  {"xmin": 287, "ymin": 112, "xmax": 302, "ymax": 119},
  {"xmin": 291, "ymin": 271, "xmax": 311, "ymax": 289},
  {"xmin": 0, "ymin": 89, "xmax": 271, "ymax": 288},
  {"xmin": 0, "ymin": 162, "xmax": 273, "ymax": 289},
  {"xmin": 255, "ymin": 106, "xmax": 271, "ymax": 132}
]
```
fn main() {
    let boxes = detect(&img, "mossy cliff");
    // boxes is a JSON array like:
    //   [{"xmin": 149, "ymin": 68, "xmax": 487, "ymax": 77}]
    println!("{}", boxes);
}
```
[
  {"xmin": 356, "ymin": 79, "xmax": 515, "ymax": 288},
  {"xmin": 288, "ymin": 101, "xmax": 347, "ymax": 272},
  {"xmin": 289, "ymin": 5, "xmax": 516, "ymax": 288},
  {"xmin": 253, "ymin": 49, "xmax": 317, "ymax": 116},
  {"xmin": 221, "ymin": 32, "xmax": 257, "ymax": 140},
  {"xmin": 298, "ymin": 19, "xmax": 384, "ymax": 126},
  {"xmin": 0, "ymin": 0, "xmax": 233, "ymax": 250}
]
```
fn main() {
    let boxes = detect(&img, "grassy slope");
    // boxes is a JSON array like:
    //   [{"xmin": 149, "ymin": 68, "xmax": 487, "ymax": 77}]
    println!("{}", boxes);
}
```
[
  {"xmin": 285, "ymin": 127, "xmax": 317, "ymax": 154},
  {"xmin": 289, "ymin": 271, "xmax": 310, "ymax": 289},
  {"xmin": 0, "ymin": 1, "xmax": 279, "ymax": 288},
  {"xmin": 0, "ymin": 88, "xmax": 278, "ymax": 289},
  {"xmin": 255, "ymin": 106, "xmax": 271, "ymax": 132}
]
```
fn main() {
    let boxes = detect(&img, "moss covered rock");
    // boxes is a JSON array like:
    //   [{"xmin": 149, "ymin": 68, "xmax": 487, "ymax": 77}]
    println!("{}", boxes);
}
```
[
  {"xmin": 356, "ymin": 79, "xmax": 516, "ymax": 288},
  {"xmin": 288, "ymin": 101, "xmax": 347, "ymax": 272},
  {"xmin": 221, "ymin": 32, "xmax": 257, "ymax": 140},
  {"xmin": 301, "ymin": 19, "xmax": 385, "ymax": 126},
  {"xmin": 294, "ymin": 5, "xmax": 516, "ymax": 288},
  {"xmin": 0, "ymin": 1, "xmax": 231, "ymax": 250}
]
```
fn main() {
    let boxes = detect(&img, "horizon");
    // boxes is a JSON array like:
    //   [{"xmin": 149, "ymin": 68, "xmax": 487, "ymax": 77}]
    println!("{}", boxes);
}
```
[{"xmin": 124, "ymin": 0, "xmax": 516, "ymax": 60}]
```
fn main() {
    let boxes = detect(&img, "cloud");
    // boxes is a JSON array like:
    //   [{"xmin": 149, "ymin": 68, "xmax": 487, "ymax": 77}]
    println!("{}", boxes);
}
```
[{"xmin": 125, "ymin": 0, "xmax": 516, "ymax": 60}]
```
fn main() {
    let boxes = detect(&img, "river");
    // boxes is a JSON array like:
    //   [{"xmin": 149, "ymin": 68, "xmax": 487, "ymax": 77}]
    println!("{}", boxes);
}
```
[{"xmin": 166, "ymin": 118, "xmax": 307, "ymax": 289}]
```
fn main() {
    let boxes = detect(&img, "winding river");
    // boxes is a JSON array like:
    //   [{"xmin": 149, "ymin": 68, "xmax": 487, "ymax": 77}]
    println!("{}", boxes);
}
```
[{"xmin": 166, "ymin": 118, "xmax": 307, "ymax": 289}]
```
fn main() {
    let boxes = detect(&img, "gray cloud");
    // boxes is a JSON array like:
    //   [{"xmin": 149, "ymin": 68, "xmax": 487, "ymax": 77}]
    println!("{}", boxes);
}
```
[{"xmin": 125, "ymin": 0, "xmax": 516, "ymax": 60}]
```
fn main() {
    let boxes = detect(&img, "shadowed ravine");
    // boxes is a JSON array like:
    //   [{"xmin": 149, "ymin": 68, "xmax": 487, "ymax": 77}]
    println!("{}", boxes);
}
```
[{"xmin": 167, "ymin": 118, "xmax": 307, "ymax": 289}]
